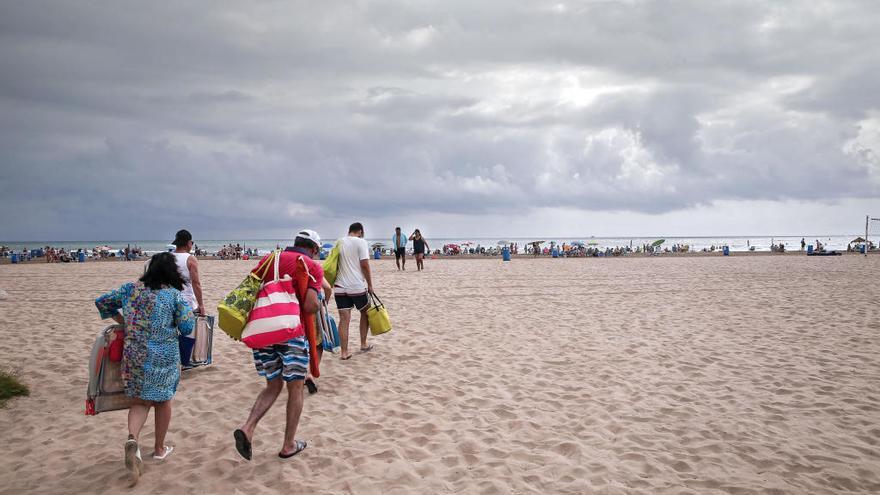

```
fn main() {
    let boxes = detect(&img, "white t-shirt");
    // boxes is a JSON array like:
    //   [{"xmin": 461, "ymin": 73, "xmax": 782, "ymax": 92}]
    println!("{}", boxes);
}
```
[{"xmin": 334, "ymin": 235, "xmax": 369, "ymax": 294}]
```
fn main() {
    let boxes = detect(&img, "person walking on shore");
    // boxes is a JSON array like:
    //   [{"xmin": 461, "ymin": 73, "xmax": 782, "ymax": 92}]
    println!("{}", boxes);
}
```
[
  {"xmin": 95, "ymin": 252, "xmax": 195, "ymax": 486},
  {"xmin": 234, "ymin": 230, "xmax": 324, "ymax": 461},
  {"xmin": 392, "ymin": 226, "xmax": 407, "ymax": 271},
  {"xmin": 334, "ymin": 222, "xmax": 374, "ymax": 360},
  {"xmin": 409, "ymin": 229, "xmax": 430, "ymax": 271},
  {"xmin": 171, "ymin": 230, "xmax": 204, "ymax": 370}
]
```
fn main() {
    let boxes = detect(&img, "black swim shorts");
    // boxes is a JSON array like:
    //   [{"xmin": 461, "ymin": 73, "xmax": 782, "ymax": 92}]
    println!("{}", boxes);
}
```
[
  {"xmin": 395, "ymin": 247, "xmax": 406, "ymax": 259},
  {"xmin": 335, "ymin": 292, "xmax": 369, "ymax": 311}
]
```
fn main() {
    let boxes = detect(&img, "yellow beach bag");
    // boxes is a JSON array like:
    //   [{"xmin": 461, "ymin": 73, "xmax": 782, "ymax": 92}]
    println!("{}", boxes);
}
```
[
  {"xmin": 322, "ymin": 240, "xmax": 341, "ymax": 286},
  {"xmin": 367, "ymin": 292, "xmax": 392, "ymax": 336},
  {"xmin": 216, "ymin": 252, "xmax": 276, "ymax": 341}
]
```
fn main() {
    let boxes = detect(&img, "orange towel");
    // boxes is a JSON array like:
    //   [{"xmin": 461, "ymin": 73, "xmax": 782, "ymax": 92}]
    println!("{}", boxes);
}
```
[{"xmin": 293, "ymin": 263, "xmax": 320, "ymax": 378}]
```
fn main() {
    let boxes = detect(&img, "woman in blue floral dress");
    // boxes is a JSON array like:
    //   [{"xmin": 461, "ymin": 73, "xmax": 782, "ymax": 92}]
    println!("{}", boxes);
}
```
[{"xmin": 95, "ymin": 252, "xmax": 194, "ymax": 485}]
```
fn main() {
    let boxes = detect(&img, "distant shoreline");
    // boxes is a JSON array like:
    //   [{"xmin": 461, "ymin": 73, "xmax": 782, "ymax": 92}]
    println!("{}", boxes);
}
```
[{"xmin": 2, "ymin": 250, "xmax": 875, "ymax": 265}]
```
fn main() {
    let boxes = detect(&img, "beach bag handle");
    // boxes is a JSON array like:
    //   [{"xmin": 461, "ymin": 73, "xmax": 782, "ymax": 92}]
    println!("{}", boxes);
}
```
[
  {"xmin": 368, "ymin": 291, "xmax": 384, "ymax": 308},
  {"xmin": 272, "ymin": 249, "xmax": 281, "ymax": 282},
  {"xmin": 251, "ymin": 251, "xmax": 277, "ymax": 282},
  {"xmin": 257, "ymin": 251, "xmax": 277, "ymax": 280}
]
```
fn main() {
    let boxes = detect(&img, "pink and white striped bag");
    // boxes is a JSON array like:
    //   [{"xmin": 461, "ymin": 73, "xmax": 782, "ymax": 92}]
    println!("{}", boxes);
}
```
[{"xmin": 242, "ymin": 251, "xmax": 303, "ymax": 349}]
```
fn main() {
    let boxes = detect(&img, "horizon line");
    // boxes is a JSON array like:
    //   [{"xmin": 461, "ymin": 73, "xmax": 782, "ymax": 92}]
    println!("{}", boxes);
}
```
[{"xmin": 0, "ymin": 233, "xmax": 864, "ymax": 244}]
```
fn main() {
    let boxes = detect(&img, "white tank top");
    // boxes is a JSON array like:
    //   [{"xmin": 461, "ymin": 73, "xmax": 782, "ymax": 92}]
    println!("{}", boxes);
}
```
[{"xmin": 173, "ymin": 252, "xmax": 198, "ymax": 311}]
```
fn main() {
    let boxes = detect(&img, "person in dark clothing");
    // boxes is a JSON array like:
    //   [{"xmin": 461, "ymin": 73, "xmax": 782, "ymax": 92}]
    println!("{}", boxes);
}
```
[{"xmin": 409, "ymin": 229, "xmax": 430, "ymax": 271}]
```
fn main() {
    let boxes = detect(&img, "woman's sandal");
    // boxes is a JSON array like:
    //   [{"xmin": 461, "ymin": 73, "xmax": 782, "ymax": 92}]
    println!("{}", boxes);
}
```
[
  {"xmin": 153, "ymin": 445, "xmax": 174, "ymax": 461},
  {"xmin": 278, "ymin": 440, "xmax": 307, "ymax": 459},
  {"xmin": 124, "ymin": 438, "xmax": 143, "ymax": 486}
]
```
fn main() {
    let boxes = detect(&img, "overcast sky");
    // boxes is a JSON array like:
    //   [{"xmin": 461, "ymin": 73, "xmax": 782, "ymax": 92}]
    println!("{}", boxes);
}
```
[{"xmin": 1, "ymin": 0, "xmax": 878, "ymax": 241}]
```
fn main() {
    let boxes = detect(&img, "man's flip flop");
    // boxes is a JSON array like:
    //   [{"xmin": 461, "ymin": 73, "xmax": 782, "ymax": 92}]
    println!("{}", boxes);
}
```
[
  {"xmin": 278, "ymin": 440, "xmax": 307, "ymax": 459},
  {"xmin": 359, "ymin": 345, "xmax": 374, "ymax": 353},
  {"xmin": 234, "ymin": 429, "xmax": 252, "ymax": 461},
  {"xmin": 305, "ymin": 378, "xmax": 318, "ymax": 394},
  {"xmin": 153, "ymin": 445, "xmax": 174, "ymax": 461},
  {"xmin": 340, "ymin": 354, "xmax": 352, "ymax": 360}
]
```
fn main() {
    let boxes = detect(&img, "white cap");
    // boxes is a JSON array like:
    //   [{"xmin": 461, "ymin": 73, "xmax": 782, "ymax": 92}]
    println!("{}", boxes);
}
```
[{"xmin": 295, "ymin": 229, "xmax": 321, "ymax": 247}]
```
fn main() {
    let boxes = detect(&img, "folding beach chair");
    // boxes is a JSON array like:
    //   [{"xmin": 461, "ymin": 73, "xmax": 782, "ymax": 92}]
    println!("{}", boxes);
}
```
[
  {"xmin": 317, "ymin": 298, "xmax": 340, "ymax": 353},
  {"xmin": 189, "ymin": 315, "xmax": 215, "ymax": 367},
  {"xmin": 85, "ymin": 324, "xmax": 133, "ymax": 415}
]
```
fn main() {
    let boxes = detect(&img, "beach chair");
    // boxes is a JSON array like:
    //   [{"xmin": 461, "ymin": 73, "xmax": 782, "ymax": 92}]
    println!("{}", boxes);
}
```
[
  {"xmin": 317, "ymin": 299, "xmax": 340, "ymax": 353},
  {"xmin": 189, "ymin": 315, "xmax": 215, "ymax": 367},
  {"xmin": 85, "ymin": 324, "xmax": 133, "ymax": 415}
]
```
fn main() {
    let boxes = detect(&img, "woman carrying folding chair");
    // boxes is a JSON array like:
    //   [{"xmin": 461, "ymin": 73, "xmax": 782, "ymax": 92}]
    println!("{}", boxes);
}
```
[{"xmin": 95, "ymin": 252, "xmax": 195, "ymax": 486}]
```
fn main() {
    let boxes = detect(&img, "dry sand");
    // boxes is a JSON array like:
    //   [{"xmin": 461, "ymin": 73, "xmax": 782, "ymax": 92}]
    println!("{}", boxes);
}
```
[{"xmin": 0, "ymin": 255, "xmax": 879, "ymax": 494}]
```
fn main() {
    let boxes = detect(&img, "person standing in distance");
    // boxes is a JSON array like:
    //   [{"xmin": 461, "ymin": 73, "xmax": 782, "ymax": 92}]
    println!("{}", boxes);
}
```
[
  {"xmin": 392, "ymin": 226, "xmax": 407, "ymax": 271},
  {"xmin": 334, "ymin": 222, "xmax": 374, "ymax": 360},
  {"xmin": 172, "ymin": 229, "xmax": 204, "ymax": 370},
  {"xmin": 409, "ymin": 229, "xmax": 430, "ymax": 271}
]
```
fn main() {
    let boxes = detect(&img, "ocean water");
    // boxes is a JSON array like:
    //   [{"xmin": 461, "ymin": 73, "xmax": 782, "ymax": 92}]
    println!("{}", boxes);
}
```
[{"xmin": 0, "ymin": 235, "xmax": 865, "ymax": 255}]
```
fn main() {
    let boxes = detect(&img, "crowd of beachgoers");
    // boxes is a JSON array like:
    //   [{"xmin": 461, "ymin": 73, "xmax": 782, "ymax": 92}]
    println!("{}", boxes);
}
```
[
  {"xmin": 434, "ymin": 242, "xmax": 688, "ymax": 257},
  {"xmin": 0, "ymin": 244, "xmax": 147, "ymax": 262},
  {"xmin": 0, "ymin": 243, "xmax": 249, "ymax": 262},
  {"xmin": 211, "ymin": 244, "xmax": 263, "ymax": 260},
  {"xmin": 2, "ymin": 237, "xmax": 876, "ymax": 263}
]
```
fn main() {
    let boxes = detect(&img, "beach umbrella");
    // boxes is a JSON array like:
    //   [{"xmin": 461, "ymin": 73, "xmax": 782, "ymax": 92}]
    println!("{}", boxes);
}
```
[
  {"xmin": 651, "ymin": 239, "xmax": 665, "ymax": 247},
  {"xmin": 587, "ymin": 241, "xmax": 599, "ymax": 246},
  {"xmin": 850, "ymin": 237, "xmax": 866, "ymax": 244},
  {"xmin": 570, "ymin": 240, "xmax": 585, "ymax": 246},
  {"xmin": 497, "ymin": 240, "xmax": 511, "ymax": 246},
  {"xmin": 370, "ymin": 242, "xmax": 386, "ymax": 250},
  {"xmin": 529, "ymin": 240, "xmax": 545, "ymax": 245}
]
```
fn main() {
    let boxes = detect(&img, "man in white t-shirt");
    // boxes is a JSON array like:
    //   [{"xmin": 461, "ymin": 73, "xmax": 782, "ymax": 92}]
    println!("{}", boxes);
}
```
[{"xmin": 334, "ymin": 222, "xmax": 374, "ymax": 360}]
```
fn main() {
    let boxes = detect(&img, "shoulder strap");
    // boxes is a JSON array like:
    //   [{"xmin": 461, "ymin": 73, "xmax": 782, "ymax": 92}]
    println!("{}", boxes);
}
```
[
  {"xmin": 255, "ymin": 251, "xmax": 275, "ymax": 280},
  {"xmin": 273, "ymin": 249, "xmax": 281, "ymax": 281},
  {"xmin": 298, "ymin": 256, "xmax": 316, "ymax": 283}
]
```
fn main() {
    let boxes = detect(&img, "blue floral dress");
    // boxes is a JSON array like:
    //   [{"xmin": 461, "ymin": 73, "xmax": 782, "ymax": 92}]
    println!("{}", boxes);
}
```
[{"xmin": 95, "ymin": 282, "xmax": 195, "ymax": 402}]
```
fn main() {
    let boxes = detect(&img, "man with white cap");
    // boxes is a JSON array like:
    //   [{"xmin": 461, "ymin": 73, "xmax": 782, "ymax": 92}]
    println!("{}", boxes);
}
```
[{"xmin": 234, "ymin": 229, "xmax": 324, "ymax": 461}]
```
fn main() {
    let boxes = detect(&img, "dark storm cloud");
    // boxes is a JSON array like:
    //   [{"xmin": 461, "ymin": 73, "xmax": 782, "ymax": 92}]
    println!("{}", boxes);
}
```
[{"xmin": 1, "ymin": 0, "xmax": 878, "ymax": 239}]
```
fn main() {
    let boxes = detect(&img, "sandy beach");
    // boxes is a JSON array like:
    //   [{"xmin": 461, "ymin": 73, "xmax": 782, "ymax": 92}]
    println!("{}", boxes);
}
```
[{"xmin": 0, "ymin": 255, "xmax": 878, "ymax": 494}]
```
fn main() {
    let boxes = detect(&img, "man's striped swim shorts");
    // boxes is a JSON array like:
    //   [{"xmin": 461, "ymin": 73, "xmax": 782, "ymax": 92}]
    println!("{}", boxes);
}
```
[{"xmin": 252, "ymin": 337, "xmax": 309, "ymax": 382}]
